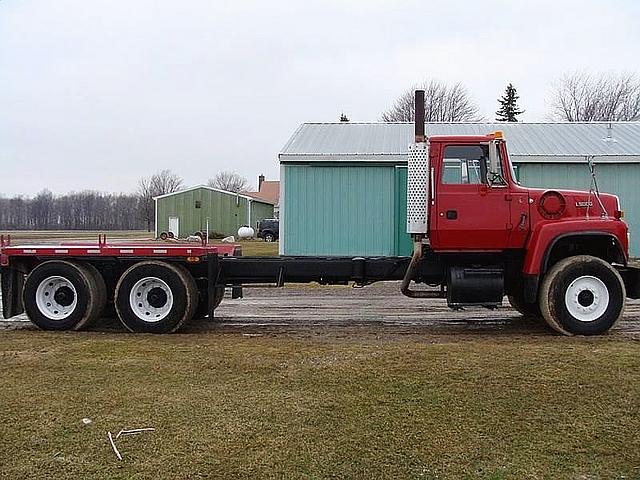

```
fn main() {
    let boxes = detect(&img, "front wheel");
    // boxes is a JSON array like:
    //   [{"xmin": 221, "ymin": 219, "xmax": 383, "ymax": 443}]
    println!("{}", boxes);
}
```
[{"xmin": 539, "ymin": 255, "xmax": 625, "ymax": 335}]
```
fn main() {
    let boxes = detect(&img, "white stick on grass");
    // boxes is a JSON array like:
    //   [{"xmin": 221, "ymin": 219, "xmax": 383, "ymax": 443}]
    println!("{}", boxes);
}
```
[
  {"xmin": 116, "ymin": 427, "xmax": 155, "ymax": 439},
  {"xmin": 107, "ymin": 431, "xmax": 123, "ymax": 460}
]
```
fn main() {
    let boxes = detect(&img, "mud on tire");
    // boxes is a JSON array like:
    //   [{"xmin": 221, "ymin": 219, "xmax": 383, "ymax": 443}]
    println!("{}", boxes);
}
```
[
  {"xmin": 539, "ymin": 255, "xmax": 625, "ymax": 335},
  {"xmin": 115, "ymin": 260, "xmax": 197, "ymax": 333}
]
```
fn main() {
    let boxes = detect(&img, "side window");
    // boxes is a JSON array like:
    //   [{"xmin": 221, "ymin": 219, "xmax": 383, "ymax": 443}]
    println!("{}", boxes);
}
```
[{"xmin": 441, "ymin": 145, "xmax": 488, "ymax": 185}]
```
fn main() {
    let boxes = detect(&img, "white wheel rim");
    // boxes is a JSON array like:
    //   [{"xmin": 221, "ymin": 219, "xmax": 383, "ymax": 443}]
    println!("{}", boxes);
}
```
[
  {"xmin": 35, "ymin": 276, "xmax": 78, "ymax": 320},
  {"xmin": 564, "ymin": 275, "xmax": 609, "ymax": 322},
  {"xmin": 129, "ymin": 277, "xmax": 173, "ymax": 322}
]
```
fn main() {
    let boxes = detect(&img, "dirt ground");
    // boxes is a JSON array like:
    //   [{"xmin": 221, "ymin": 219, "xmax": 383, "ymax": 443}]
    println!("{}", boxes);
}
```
[{"xmin": 3, "ymin": 281, "xmax": 640, "ymax": 340}]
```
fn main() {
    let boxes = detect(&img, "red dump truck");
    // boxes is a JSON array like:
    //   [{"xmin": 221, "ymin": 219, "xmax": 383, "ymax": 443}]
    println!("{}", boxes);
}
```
[{"xmin": 2, "ymin": 91, "xmax": 639, "ymax": 335}]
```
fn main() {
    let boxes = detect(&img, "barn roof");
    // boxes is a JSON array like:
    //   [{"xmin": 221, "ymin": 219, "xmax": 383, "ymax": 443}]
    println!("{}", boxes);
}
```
[
  {"xmin": 279, "ymin": 122, "xmax": 640, "ymax": 163},
  {"xmin": 154, "ymin": 185, "xmax": 274, "ymax": 204}
]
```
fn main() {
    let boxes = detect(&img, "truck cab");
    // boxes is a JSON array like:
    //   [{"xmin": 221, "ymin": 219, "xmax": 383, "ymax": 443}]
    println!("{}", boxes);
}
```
[{"xmin": 403, "ymin": 99, "xmax": 636, "ymax": 335}]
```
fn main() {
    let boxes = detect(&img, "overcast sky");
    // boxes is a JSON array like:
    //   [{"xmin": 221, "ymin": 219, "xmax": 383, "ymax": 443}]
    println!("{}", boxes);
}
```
[{"xmin": 1, "ymin": 0, "xmax": 638, "ymax": 196}]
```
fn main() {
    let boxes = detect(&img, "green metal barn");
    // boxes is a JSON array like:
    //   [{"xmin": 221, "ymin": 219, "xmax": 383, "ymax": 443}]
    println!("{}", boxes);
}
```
[
  {"xmin": 279, "ymin": 122, "xmax": 640, "ymax": 257},
  {"xmin": 154, "ymin": 186, "xmax": 274, "ymax": 238}
]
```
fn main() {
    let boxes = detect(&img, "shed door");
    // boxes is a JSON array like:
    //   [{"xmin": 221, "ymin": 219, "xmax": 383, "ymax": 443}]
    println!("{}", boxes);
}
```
[{"xmin": 168, "ymin": 216, "xmax": 179, "ymax": 238}]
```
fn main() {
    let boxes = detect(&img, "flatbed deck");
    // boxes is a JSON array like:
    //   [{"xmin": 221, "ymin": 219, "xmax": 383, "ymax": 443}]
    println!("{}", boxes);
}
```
[{"xmin": 0, "ymin": 234, "xmax": 238, "ymax": 266}]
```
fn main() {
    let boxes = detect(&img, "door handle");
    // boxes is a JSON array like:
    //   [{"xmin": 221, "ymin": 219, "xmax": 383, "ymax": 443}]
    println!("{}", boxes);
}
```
[
  {"xmin": 446, "ymin": 210, "xmax": 458, "ymax": 220},
  {"xmin": 518, "ymin": 213, "xmax": 527, "ymax": 230}
]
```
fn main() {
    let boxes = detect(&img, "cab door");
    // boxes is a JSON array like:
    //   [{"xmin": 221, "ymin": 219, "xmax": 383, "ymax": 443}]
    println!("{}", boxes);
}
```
[{"xmin": 432, "ymin": 143, "xmax": 511, "ymax": 251}]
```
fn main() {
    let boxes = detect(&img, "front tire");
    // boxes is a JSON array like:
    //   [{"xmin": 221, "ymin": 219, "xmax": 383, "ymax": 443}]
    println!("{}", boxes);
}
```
[
  {"xmin": 539, "ymin": 255, "xmax": 625, "ymax": 335},
  {"xmin": 115, "ymin": 261, "xmax": 197, "ymax": 333},
  {"xmin": 23, "ymin": 261, "xmax": 105, "ymax": 331}
]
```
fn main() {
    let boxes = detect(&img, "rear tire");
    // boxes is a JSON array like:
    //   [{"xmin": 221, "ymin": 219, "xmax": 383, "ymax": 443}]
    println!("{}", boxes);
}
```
[
  {"xmin": 22, "ymin": 261, "xmax": 104, "ymax": 331},
  {"xmin": 76, "ymin": 263, "xmax": 107, "ymax": 329},
  {"xmin": 115, "ymin": 261, "xmax": 197, "ymax": 333},
  {"xmin": 539, "ymin": 255, "xmax": 625, "ymax": 335},
  {"xmin": 263, "ymin": 233, "xmax": 275, "ymax": 242}
]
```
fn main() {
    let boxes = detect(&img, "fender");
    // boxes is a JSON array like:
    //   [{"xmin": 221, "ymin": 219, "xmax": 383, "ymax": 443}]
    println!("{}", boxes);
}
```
[{"xmin": 522, "ymin": 219, "xmax": 629, "ymax": 276}]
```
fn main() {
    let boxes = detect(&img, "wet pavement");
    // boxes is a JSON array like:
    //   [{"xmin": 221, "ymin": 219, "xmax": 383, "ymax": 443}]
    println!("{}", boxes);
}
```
[{"xmin": 3, "ymin": 281, "xmax": 640, "ymax": 340}]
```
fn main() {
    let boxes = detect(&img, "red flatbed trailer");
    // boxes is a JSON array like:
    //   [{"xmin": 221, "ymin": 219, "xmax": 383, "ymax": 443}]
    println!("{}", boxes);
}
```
[{"xmin": 0, "ymin": 235, "xmax": 238, "ymax": 265}]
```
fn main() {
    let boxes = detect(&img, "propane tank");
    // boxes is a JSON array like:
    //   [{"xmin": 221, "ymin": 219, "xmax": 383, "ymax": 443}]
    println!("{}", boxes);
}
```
[{"xmin": 237, "ymin": 226, "xmax": 255, "ymax": 239}]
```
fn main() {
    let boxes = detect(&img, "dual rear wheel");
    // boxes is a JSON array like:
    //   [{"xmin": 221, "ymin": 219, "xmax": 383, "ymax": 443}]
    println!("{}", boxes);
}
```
[
  {"xmin": 23, "ymin": 260, "xmax": 222, "ymax": 333},
  {"xmin": 114, "ymin": 261, "xmax": 198, "ymax": 333},
  {"xmin": 23, "ymin": 261, "xmax": 106, "ymax": 331}
]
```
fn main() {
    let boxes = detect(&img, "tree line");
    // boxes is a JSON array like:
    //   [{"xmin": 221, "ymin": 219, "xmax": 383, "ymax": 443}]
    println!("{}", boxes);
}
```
[
  {"xmin": 0, "ymin": 170, "xmax": 254, "ymax": 231},
  {"xmin": 0, "ymin": 191, "xmax": 145, "ymax": 230}
]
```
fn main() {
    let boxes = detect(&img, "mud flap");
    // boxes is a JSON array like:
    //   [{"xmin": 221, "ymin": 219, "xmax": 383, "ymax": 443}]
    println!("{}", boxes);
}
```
[
  {"xmin": 1, "ymin": 267, "xmax": 25, "ymax": 319},
  {"xmin": 617, "ymin": 265, "xmax": 640, "ymax": 299}
]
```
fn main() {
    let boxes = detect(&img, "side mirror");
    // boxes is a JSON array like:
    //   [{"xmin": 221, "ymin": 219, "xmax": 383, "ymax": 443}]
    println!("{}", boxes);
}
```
[
  {"xmin": 488, "ymin": 141, "xmax": 499, "ymax": 177},
  {"xmin": 487, "ymin": 141, "xmax": 506, "ymax": 186}
]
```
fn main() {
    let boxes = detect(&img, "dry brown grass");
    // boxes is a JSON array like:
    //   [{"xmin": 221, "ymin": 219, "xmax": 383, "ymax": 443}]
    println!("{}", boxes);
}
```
[{"xmin": 1, "ymin": 331, "xmax": 639, "ymax": 479}]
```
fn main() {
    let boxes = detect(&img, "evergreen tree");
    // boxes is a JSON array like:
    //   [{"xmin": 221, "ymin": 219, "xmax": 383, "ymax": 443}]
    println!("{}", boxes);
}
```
[{"xmin": 496, "ymin": 83, "xmax": 524, "ymax": 122}]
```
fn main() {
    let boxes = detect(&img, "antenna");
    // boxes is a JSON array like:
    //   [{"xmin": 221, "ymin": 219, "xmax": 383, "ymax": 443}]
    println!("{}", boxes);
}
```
[
  {"xmin": 586, "ymin": 156, "xmax": 608, "ymax": 218},
  {"xmin": 602, "ymin": 122, "xmax": 617, "ymax": 143}
]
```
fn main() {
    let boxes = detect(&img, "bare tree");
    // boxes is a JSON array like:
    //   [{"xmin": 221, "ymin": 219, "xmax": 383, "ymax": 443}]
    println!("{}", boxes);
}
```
[
  {"xmin": 381, "ymin": 80, "xmax": 481, "ymax": 122},
  {"xmin": 137, "ymin": 170, "xmax": 184, "ymax": 232},
  {"xmin": 207, "ymin": 171, "xmax": 251, "ymax": 193},
  {"xmin": 550, "ymin": 72, "xmax": 640, "ymax": 121}
]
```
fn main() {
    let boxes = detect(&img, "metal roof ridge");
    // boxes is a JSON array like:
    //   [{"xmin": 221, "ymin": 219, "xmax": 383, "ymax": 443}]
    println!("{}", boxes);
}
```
[{"xmin": 153, "ymin": 184, "xmax": 274, "ymax": 204}]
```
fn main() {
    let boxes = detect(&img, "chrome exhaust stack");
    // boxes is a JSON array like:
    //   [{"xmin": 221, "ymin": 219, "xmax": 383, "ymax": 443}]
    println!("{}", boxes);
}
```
[{"xmin": 401, "ymin": 90, "xmax": 435, "ymax": 298}]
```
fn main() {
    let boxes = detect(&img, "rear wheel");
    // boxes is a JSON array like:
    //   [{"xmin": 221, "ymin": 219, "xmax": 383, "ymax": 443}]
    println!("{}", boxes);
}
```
[
  {"xmin": 115, "ymin": 261, "xmax": 197, "ymax": 333},
  {"xmin": 539, "ymin": 255, "xmax": 625, "ymax": 335},
  {"xmin": 78, "ymin": 263, "xmax": 107, "ymax": 328},
  {"xmin": 23, "ymin": 261, "xmax": 105, "ymax": 331},
  {"xmin": 263, "ymin": 232, "xmax": 275, "ymax": 242}
]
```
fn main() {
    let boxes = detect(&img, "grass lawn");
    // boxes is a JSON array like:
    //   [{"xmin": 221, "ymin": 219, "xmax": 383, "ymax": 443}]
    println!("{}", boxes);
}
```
[
  {"xmin": 237, "ymin": 240, "xmax": 278, "ymax": 256},
  {"xmin": 1, "ymin": 332, "xmax": 639, "ymax": 479}
]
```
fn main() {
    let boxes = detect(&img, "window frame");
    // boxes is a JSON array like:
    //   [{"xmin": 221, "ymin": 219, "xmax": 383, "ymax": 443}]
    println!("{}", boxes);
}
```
[{"xmin": 440, "ymin": 144, "xmax": 489, "ymax": 186}]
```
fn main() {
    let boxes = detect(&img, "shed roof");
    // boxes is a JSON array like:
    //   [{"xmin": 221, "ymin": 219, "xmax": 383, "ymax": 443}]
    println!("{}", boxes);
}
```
[
  {"xmin": 280, "ymin": 122, "xmax": 640, "ymax": 163},
  {"xmin": 154, "ymin": 185, "xmax": 274, "ymax": 204}
]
